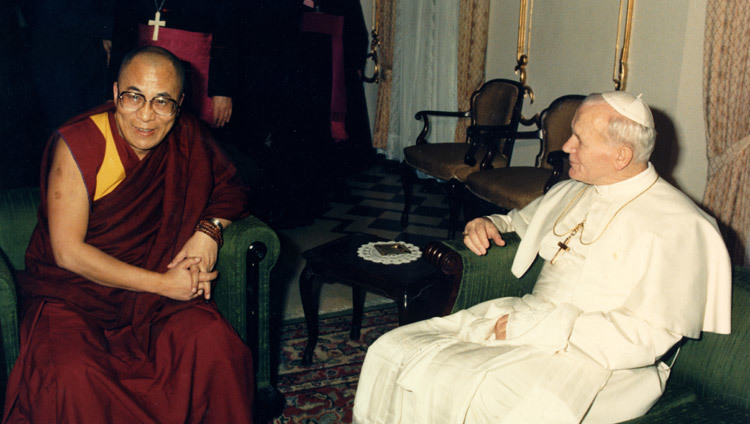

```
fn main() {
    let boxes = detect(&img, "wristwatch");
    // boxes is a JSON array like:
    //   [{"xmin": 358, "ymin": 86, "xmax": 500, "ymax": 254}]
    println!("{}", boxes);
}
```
[{"xmin": 207, "ymin": 217, "xmax": 224, "ymax": 234}]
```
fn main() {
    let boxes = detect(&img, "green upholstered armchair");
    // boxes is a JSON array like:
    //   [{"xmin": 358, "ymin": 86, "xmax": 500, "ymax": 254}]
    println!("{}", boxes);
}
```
[
  {"xmin": 0, "ymin": 187, "xmax": 282, "ymax": 416},
  {"xmin": 423, "ymin": 237, "xmax": 750, "ymax": 422}
]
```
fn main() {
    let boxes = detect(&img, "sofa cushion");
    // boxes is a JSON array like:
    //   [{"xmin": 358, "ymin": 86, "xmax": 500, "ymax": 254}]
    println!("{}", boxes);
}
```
[
  {"xmin": 623, "ymin": 398, "xmax": 750, "ymax": 423},
  {"xmin": 667, "ymin": 267, "xmax": 750, "ymax": 409},
  {"xmin": 404, "ymin": 143, "xmax": 507, "ymax": 182},
  {"xmin": 642, "ymin": 383, "xmax": 697, "ymax": 416}
]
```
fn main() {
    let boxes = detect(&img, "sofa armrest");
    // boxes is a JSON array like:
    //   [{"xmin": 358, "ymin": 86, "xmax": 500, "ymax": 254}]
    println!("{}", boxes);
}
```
[
  {"xmin": 427, "ymin": 233, "xmax": 543, "ymax": 313},
  {"xmin": 214, "ymin": 215, "xmax": 280, "ymax": 392},
  {"xmin": 0, "ymin": 187, "xmax": 40, "ymax": 271},
  {"xmin": 0, "ymin": 252, "xmax": 19, "ymax": 385}
]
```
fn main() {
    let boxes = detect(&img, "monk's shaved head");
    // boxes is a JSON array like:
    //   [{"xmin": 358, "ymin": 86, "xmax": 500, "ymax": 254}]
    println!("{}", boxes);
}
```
[{"xmin": 118, "ymin": 46, "xmax": 185, "ymax": 95}]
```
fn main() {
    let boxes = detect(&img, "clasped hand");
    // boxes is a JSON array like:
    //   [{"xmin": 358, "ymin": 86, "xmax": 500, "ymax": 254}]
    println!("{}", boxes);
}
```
[{"xmin": 164, "ymin": 231, "xmax": 219, "ymax": 301}]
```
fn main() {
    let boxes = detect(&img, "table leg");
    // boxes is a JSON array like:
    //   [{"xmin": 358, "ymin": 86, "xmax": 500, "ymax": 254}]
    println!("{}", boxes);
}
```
[
  {"xmin": 397, "ymin": 291, "xmax": 410, "ymax": 325},
  {"xmin": 350, "ymin": 285, "xmax": 366, "ymax": 340},
  {"xmin": 299, "ymin": 266, "xmax": 321, "ymax": 366}
]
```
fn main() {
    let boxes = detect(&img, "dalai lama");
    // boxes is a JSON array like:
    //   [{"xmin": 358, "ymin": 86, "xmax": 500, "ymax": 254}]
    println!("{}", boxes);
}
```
[
  {"xmin": 2, "ymin": 46, "xmax": 254, "ymax": 423},
  {"xmin": 111, "ymin": 0, "xmax": 238, "ymax": 128}
]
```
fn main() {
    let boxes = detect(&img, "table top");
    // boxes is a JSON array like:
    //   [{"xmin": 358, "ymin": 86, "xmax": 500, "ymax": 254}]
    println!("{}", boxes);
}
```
[{"xmin": 302, "ymin": 233, "xmax": 441, "ymax": 289}]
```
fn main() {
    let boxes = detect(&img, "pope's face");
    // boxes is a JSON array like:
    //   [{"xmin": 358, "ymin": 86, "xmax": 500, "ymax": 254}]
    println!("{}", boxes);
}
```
[
  {"xmin": 562, "ymin": 103, "xmax": 621, "ymax": 185},
  {"xmin": 113, "ymin": 56, "xmax": 183, "ymax": 159}
]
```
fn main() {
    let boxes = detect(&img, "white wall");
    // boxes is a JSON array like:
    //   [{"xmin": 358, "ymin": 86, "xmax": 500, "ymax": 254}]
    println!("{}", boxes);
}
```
[
  {"xmin": 362, "ymin": 0, "xmax": 709, "ymax": 201},
  {"xmin": 485, "ymin": 0, "xmax": 709, "ymax": 201}
]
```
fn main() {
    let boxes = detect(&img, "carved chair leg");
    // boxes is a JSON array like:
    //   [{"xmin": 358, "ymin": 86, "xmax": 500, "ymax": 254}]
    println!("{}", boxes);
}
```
[
  {"xmin": 400, "ymin": 163, "xmax": 416, "ymax": 228},
  {"xmin": 446, "ymin": 179, "xmax": 464, "ymax": 240},
  {"xmin": 299, "ymin": 266, "xmax": 322, "ymax": 366}
]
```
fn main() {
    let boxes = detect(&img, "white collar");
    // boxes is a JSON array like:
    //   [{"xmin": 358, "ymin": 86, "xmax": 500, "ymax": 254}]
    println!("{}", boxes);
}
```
[{"xmin": 593, "ymin": 163, "xmax": 658, "ymax": 200}]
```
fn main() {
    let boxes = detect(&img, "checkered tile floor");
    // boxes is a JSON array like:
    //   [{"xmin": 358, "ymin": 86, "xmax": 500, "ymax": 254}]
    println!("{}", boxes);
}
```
[
  {"xmin": 321, "ymin": 162, "xmax": 456, "ymax": 245},
  {"xmin": 275, "ymin": 159, "xmax": 459, "ymax": 321}
]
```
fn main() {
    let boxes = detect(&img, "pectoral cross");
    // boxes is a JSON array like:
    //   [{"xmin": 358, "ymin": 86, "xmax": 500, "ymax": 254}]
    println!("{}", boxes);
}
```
[
  {"xmin": 550, "ymin": 221, "xmax": 584, "ymax": 265},
  {"xmin": 148, "ymin": 11, "xmax": 166, "ymax": 41}
]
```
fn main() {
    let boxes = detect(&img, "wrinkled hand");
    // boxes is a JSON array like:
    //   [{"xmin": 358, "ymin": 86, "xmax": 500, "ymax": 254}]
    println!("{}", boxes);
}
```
[
  {"xmin": 211, "ymin": 96, "xmax": 232, "ymax": 128},
  {"xmin": 161, "ymin": 257, "xmax": 218, "ymax": 301},
  {"xmin": 494, "ymin": 314, "xmax": 509, "ymax": 340},
  {"xmin": 463, "ymin": 217, "xmax": 505, "ymax": 256},
  {"xmin": 168, "ymin": 231, "xmax": 219, "ymax": 299}
]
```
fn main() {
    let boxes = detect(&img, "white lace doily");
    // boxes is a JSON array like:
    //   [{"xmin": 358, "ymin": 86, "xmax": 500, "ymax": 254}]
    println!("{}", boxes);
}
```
[{"xmin": 357, "ymin": 241, "xmax": 421, "ymax": 265}]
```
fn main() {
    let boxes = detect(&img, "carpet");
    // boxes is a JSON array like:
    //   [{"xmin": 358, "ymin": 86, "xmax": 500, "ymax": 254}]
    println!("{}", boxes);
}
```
[{"xmin": 270, "ymin": 307, "xmax": 399, "ymax": 423}]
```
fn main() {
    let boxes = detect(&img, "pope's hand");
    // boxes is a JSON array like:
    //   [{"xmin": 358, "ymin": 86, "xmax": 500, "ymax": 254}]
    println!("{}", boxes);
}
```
[
  {"xmin": 463, "ymin": 217, "xmax": 505, "ymax": 256},
  {"xmin": 494, "ymin": 314, "xmax": 509, "ymax": 340}
]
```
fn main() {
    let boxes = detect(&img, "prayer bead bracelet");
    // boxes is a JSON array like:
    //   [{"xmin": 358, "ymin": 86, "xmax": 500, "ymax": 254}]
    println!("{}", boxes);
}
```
[{"xmin": 196, "ymin": 219, "xmax": 223, "ymax": 248}]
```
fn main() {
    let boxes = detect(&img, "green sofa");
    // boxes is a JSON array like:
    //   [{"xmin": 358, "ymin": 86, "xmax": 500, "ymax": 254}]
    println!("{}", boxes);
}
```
[
  {"xmin": 0, "ymin": 187, "xmax": 282, "ymax": 418},
  {"xmin": 424, "ymin": 235, "xmax": 750, "ymax": 423}
]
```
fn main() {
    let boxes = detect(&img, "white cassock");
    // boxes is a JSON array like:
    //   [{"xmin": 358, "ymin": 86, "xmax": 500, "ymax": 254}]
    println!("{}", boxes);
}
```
[{"xmin": 353, "ymin": 164, "xmax": 732, "ymax": 424}]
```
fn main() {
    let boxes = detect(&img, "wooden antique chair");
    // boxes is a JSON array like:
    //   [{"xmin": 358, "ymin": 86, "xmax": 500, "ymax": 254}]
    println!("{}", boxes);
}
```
[
  {"xmin": 465, "ymin": 94, "xmax": 585, "ymax": 213},
  {"xmin": 401, "ymin": 78, "xmax": 525, "ymax": 239},
  {"xmin": 0, "ymin": 187, "xmax": 283, "ymax": 419}
]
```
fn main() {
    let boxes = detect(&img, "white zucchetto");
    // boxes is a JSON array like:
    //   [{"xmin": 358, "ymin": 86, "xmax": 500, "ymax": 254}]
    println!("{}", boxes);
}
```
[{"xmin": 601, "ymin": 91, "xmax": 655, "ymax": 129}]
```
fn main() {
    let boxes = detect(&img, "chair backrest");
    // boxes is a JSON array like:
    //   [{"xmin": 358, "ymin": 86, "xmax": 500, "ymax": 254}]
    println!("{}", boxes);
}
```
[
  {"xmin": 467, "ymin": 79, "xmax": 525, "ymax": 167},
  {"xmin": 470, "ymin": 79, "xmax": 525, "ymax": 128},
  {"xmin": 537, "ymin": 94, "xmax": 585, "ymax": 169}
]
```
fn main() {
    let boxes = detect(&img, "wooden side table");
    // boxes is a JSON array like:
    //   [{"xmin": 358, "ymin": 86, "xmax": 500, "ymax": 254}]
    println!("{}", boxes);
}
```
[{"xmin": 299, "ymin": 233, "xmax": 452, "ymax": 365}]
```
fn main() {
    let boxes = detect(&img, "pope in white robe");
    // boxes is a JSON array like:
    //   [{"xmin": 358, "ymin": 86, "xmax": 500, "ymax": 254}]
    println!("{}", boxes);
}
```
[{"xmin": 352, "ymin": 92, "xmax": 732, "ymax": 424}]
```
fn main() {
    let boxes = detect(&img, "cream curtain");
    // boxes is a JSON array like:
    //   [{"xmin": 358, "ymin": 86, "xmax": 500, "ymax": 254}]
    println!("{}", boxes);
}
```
[
  {"xmin": 371, "ymin": 0, "xmax": 490, "ymax": 158},
  {"xmin": 455, "ymin": 0, "xmax": 490, "ymax": 143},
  {"xmin": 702, "ymin": 0, "xmax": 750, "ymax": 266},
  {"xmin": 381, "ymin": 0, "xmax": 460, "ymax": 161}
]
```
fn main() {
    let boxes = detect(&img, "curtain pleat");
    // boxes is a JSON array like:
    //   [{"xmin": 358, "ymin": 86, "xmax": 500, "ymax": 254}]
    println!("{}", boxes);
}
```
[
  {"xmin": 372, "ymin": 0, "xmax": 489, "ymax": 151},
  {"xmin": 455, "ymin": 0, "xmax": 490, "ymax": 143},
  {"xmin": 702, "ymin": 0, "xmax": 750, "ymax": 265},
  {"xmin": 371, "ymin": 0, "xmax": 396, "ymax": 150}
]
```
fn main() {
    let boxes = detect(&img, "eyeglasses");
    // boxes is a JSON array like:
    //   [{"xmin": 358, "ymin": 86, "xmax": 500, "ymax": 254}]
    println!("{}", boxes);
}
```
[{"xmin": 117, "ymin": 92, "xmax": 179, "ymax": 116}]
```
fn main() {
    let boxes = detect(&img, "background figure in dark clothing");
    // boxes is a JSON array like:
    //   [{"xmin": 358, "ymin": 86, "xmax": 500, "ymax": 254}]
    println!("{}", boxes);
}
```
[
  {"xmin": 234, "ymin": 0, "xmax": 306, "ymax": 224},
  {"xmin": 1, "ymin": 2, "xmax": 37, "ymax": 189},
  {"xmin": 111, "ymin": 0, "xmax": 239, "ymax": 129},
  {"xmin": 293, "ymin": 0, "xmax": 374, "ymax": 172},
  {"xmin": 0, "ymin": 1, "xmax": 112, "ymax": 189},
  {"xmin": 27, "ymin": 0, "xmax": 114, "ymax": 138},
  {"xmin": 236, "ymin": 0, "xmax": 300, "ymax": 154},
  {"xmin": 237, "ymin": 0, "xmax": 374, "ymax": 228}
]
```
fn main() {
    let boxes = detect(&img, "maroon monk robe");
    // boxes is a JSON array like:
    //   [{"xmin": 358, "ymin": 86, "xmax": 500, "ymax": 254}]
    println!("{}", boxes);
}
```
[{"xmin": 3, "ymin": 103, "xmax": 255, "ymax": 423}]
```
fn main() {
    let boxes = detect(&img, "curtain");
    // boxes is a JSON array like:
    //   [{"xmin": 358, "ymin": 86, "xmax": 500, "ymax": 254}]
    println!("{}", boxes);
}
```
[
  {"xmin": 371, "ymin": 0, "xmax": 396, "ymax": 150},
  {"xmin": 455, "ymin": 0, "xmax": 490, "ymax": 143},
  {"xmin": 702, "ymin": 0, "xmax": 750, "ymax": 266},
  {"xmin": 381, "ymin": 0, "xmax": 460, "ymax": 161}
]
